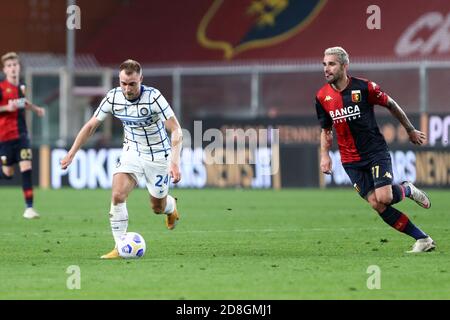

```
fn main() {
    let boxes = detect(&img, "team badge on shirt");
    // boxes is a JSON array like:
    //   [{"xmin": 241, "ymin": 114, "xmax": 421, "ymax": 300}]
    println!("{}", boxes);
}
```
[
  {"xmin": 351, "ymin": 90, "xmax": 361, "ymax": 103},
  {"xmin": 140, "ymin": 107, "xmax": 149, "ymax": 116}
]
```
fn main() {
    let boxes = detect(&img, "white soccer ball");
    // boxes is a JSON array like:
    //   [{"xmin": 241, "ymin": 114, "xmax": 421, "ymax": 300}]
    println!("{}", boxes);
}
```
[{"xmin": 117, "ymin": 232, "xmax": 146, "ymax": 259}]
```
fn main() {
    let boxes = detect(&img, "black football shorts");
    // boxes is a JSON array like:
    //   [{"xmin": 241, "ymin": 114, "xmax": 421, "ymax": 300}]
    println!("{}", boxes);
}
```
[
  {"xmin": 343, "ymin": 154, "xmax": 393, "ymax": 198},
  {"xmin": 0, "ymin": 137, "xmax": 32, "ymax": 166}
]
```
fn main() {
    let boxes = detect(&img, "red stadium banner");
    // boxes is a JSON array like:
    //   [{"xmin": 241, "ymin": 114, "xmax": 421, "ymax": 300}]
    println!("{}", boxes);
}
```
[
  {"xmin": 79, "ymin": 0, "xmax": 450, "ymax": 64},
  {"xmin": 196, "ymin": 0, "xmax": 327, "ymax": 60}
]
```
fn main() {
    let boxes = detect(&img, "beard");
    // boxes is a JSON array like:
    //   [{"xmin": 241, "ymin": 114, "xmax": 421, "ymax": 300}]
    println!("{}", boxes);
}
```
[
  {"xmin": 326, "ymin": 70, "xmax": 344, "ymax": 85},
  {"xmin": 325, "ymin": 74, "xmax": 335, "ymax": 84}
]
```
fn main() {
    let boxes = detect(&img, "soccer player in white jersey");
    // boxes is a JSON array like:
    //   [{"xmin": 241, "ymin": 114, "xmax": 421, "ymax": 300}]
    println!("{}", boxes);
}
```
[{"xmin": 60, "ymin": 59, "xmax": 183, "ymax": 259}]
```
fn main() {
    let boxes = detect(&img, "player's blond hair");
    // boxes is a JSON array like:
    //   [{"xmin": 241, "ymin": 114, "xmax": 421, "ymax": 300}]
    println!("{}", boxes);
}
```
[
  {"xmin": 324, "ymin": 47, "xmax": 349, "ymax": 65},
  {"xmin": 1, "ymin": 52, "xmax": 19, "ymax": 67},
  {"xmin": 119, "ymin": 59, "xmax": 142, "ymax": 76}
]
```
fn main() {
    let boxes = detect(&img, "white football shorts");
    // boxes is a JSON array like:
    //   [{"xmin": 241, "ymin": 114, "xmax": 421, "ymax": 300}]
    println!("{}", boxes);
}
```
[{"xmin": 113, "ymin": 149, "xmax": 171, "ymax": 198}]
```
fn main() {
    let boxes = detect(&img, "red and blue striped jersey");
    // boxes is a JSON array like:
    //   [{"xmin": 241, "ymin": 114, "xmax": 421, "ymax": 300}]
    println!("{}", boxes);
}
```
[
  {"xmin": 315, "ymin": 76, "xmax": 390, "ymax": 164},
  {"xmin": 0, "ymin": 80, "xmax": 27, "ymax": 142}
]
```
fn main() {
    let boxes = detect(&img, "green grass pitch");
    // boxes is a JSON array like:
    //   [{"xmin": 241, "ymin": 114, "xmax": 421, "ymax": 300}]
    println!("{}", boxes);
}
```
[{"xmin": 0, "ymin": 187, "xmax": 449, "ymax": 299}]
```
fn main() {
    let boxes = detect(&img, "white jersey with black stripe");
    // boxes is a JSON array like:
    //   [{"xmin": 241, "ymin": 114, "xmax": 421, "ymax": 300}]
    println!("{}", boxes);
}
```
[{"xmin": 94, "ymin": 85, "xmax": 174, "ymax": 159}]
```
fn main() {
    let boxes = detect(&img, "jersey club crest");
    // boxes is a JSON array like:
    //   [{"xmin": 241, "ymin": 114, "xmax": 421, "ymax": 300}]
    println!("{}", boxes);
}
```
[
  {"xmin": 197, "ymin": 0, "xmax": 327, "ymax": 59},
  {"xmin": 351, "ymin": 90, "xmax": 361, "ymax": 103}
]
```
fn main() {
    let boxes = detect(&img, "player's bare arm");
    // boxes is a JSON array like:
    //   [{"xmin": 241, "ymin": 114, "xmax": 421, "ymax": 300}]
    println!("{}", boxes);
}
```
[
  {"xmin": 24, "ymin": 100, "xmax": 45, "ymax": 117},
  {"xmin": 320, "ymin": 128, "xmax": 333, "ymax": 174},
  {"xmin": 164, "ymin": 116, "xmax": 182, "ymax": 183},
  {"xmin": 0, "ymin": 99, "xmax": 44, "ymax": 116},
  {"xmin": 60, "ymin": 116, "xmax": 102, "ymax": 169},
  {"xmin": 386, "ymin": 97, "xmax": 426, "ymax": 145}
]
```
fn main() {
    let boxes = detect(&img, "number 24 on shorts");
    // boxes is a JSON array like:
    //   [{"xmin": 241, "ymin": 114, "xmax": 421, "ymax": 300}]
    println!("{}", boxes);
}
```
[{"xmin": 155, "ymin": 174, "xmax": 169, "ymax": 187}]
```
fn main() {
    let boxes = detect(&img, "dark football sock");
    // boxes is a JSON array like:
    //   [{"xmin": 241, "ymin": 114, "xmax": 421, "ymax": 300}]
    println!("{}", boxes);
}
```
[
  {"xmin": 379, "ymin": 206, "xmax": 427, "ymax": 240},
  {"xmin": 21, "ymin": 169, "xmax": 33, "ymax": 208},
  {"xmin": 390, "ymin": 184, "xmax": 405, "ymax": 205},
  {"xmin": 403, "ymin": 184, "xmax": 411, "ymax": 197}
]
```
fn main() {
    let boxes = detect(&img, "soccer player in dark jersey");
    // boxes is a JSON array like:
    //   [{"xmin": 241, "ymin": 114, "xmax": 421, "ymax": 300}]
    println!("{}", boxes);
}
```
[
  {"xmin": 0, "ymin": 52, "xmax": 45, "ymax": 219},
  {"xmin": 315, "ymin": 47, "xmax": 435, "ymax": 253}
]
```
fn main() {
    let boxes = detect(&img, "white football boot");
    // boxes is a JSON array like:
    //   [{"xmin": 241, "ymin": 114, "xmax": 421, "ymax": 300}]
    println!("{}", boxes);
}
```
[
  {"xmin": 23, "ymin": 207, "xmax": 40, "ymax": 219},
  {"xmin": 401, "ymin": 181, "xmax": 431, "ymax": 209},
  {"xmin": 407, "ymin": 236, "xmax": 436, "ymax": 253}
]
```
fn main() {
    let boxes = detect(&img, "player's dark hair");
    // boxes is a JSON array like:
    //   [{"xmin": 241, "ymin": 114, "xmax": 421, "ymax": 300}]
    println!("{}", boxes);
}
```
[
  {"xmin": 1, "ymin": 52, "xmax": 19, "ymax": 67},
  {"xmin": 119, "ymin": 59, "xmax": 142, "ymax": 76}
]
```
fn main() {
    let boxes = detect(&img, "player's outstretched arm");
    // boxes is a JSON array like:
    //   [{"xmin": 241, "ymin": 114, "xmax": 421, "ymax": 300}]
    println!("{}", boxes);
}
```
[
  {"xmin": 24, "ymin": 100, "xmax": 46, "ymax": 117},
  {"xmin": 320, "ymin": 128, "xmax": 333, "ymax": 175},
  {"xmin": 165, "ymin": 116, "xmax": 183, "ymax": 184},
  {"xmin": 386, "ymin": 97, "xmax": 426, "ymax": 145},
  {"xmin": 61, "ymin": 116, "xmax": 102, "ymax": 169}
]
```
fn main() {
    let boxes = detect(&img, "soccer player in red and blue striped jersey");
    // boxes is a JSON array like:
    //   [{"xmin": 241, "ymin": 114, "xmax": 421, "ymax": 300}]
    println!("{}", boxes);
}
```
[
  {"xmin": 0, "ymin": 52, "xmax": 45, "ymax": 219},
  {"xmin": 315, "ymin": 47, "xmax": 435, "ymax": 253}
]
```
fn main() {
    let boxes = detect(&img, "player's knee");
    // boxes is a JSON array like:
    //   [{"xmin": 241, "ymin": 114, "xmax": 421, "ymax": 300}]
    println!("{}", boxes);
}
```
[
  {"xmin": 19, "ymin": 163, "xmax": 32, "ymax": 172},
  {"xmin": 2, "ymin": 173, "xmax": 13, "ymax": 180},
  {"xmin": 369, "ymin": 200, "xmax": 378, "ymax": 211},
  {"xmin": 377, "ymin": 193, "xmax": 393, "ymax": 206},
  {"xmin": 368, "ymin": 198, "xmax": 384, "ymax": 212},
  {"xmin": 111, "ymin": 190, "xmax": 127, "ymax": 204},
  {"xmin": 372, "ymin": 201, "xmax": 387, "ymax": 213},
  {"xmin": 2, "ymin": 166, "xmax": 14, "ymax": 177}
]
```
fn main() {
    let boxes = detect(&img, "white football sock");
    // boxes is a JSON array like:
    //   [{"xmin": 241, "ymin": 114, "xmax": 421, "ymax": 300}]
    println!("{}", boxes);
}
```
[
  {"xmin": 164, "ymin": 195, "xmax": 175, "ymax": 215},
  {"xmin": 109, "ymin": 202, "xmax": 128, "ymax": 246}
]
